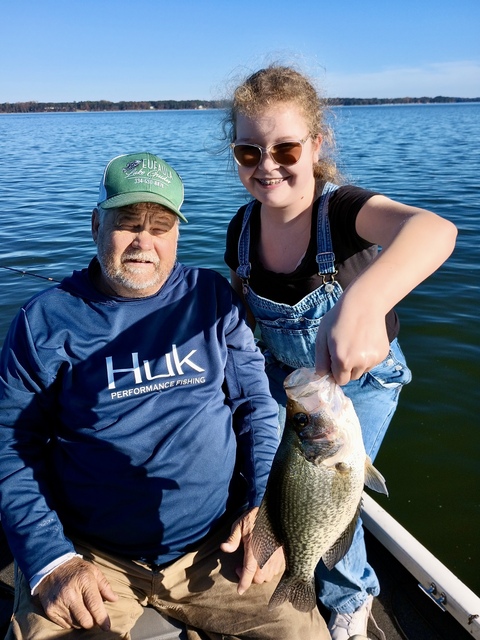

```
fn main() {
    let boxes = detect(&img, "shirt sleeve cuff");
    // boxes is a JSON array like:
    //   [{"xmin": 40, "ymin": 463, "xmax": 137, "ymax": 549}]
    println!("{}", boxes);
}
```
[{"xmin": 30, "ymin": 552, "xmax": 83, "ymax": 595}]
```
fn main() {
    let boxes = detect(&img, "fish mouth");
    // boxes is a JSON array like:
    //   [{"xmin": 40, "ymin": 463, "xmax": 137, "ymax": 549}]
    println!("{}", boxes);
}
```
[
  {"xmin": 300, "ymin": 433, "xmax": 343, "ymax": 461},
  {"xmin": 292, "ymin": 411, "xmax": 337, "ymax": 442},
  {"xmin": 298, "ymin": 430, "xmax": 336, "ymax": 446},
  {"xmin": 299, "ymin": 432, "xmax": 328, "ymax": 442}
]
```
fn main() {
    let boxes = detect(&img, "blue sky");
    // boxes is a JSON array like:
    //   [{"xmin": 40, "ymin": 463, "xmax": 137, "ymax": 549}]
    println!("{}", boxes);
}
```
[{"xmin": 2, "ymin": 0, "xmax": 479, "ymax": 102}]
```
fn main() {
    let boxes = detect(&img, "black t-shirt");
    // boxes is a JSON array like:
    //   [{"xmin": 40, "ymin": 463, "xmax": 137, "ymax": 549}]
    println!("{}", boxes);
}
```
[{"xmin": 224, "ymin": 185, "xmax": 399, "ymax": 341}]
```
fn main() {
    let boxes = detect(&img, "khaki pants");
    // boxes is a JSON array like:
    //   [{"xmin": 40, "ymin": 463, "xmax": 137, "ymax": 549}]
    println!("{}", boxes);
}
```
[{"xmin": 6, "ymin": 523, "xmax": 329, "ymax": 639}]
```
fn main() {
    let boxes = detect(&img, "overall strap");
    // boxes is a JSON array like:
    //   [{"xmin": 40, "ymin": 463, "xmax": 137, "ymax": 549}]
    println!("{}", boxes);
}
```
[
  {"xmin": 316, "ymin": 182, "xmax": 339, "ymax": 277},
  {"xmin": 236, "ymin": 184, "xmax": 339, "ymax": 284},
  {"xmin": 236, "ymin": 200, "xmax": 256, "ymax": 283}
]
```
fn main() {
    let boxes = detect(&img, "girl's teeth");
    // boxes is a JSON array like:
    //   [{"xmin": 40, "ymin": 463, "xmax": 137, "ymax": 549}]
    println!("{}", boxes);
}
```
[{"xmin": 259, "ymin": 178, "xmax": 284, "ymax": 185}]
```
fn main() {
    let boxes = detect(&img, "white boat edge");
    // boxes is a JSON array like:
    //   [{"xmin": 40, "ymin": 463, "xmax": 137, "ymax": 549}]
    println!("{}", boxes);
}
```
[{"xmin": 361, "ymin": 492, "xmax": 480, "ymax": 638}]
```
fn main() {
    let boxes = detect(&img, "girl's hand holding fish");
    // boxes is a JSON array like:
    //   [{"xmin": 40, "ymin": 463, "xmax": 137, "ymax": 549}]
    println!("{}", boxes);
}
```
[{"xmin": 315, "ymin": 291, "xmax": 390, "ymax": 385}]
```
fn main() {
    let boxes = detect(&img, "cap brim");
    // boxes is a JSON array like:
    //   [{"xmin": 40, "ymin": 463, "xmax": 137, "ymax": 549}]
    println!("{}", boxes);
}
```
[{"xmin": 98, "ymin": 192, "xmax": 188, "ymax": 223}]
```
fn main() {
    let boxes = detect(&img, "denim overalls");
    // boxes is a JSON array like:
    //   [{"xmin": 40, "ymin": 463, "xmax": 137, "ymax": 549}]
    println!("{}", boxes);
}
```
[{"xmin": 236, "ymin": 182, "xmax": 412, "ymax": 613}]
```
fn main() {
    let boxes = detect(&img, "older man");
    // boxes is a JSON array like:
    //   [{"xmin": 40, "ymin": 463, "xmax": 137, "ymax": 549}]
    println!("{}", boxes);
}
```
[{"xmin": 0, "ymin": 152, "xmax": 328, "ymax": 639}]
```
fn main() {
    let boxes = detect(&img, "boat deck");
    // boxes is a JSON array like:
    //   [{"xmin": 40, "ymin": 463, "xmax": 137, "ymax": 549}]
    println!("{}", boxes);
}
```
[{"xmin": 362, "ymin": 529, "xmax": 475, "ymax": 639}]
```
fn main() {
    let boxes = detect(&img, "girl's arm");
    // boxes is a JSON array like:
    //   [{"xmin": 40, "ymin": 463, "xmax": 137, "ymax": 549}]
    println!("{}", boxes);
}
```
[{"xmin": 315, "ymin": 196, "xmax": 457, "ymax": 385}]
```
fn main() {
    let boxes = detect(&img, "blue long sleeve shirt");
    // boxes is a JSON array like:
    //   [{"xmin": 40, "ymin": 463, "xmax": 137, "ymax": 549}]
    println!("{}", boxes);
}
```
[{"xmin": 0, "ymin": 260, "xmax": 279, "ymax": 584}]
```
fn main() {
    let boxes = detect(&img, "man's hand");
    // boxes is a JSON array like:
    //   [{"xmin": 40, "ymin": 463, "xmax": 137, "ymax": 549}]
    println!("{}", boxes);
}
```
[
  {"xmin": 36, "ymin": 557, "xmax": 118, "ymax": 630},
  {"xmin": 220, "ymin": 508, "xmax": 284, "ymax": 595}
]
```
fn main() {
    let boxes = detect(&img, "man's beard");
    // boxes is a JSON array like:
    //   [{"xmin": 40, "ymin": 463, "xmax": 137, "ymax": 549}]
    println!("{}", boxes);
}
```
[{"xmin": 98, "ymin": 249, "xmax": 176, "ymax": 295}]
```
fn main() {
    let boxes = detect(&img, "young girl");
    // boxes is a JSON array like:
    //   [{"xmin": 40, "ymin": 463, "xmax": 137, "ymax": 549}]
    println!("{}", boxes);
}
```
[{"xmin": 223, "ymin": 65, "xmax": 457, "ymax": 639}]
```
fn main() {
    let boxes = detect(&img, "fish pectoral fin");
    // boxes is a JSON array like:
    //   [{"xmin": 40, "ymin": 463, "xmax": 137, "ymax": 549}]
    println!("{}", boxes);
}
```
[
  {"xmin": 251, "ymin": 502, "xmax": 282, "ymax": 568},
  {"xmin": 268, "ymin": 573, "xmax": 316, "ymax": 612},
  {"xmin": 364, "ymin": 456, "xmax": 389, "ymax": 496},
  {"xmin": 322, "ymin": 504, "xmax": 361, "ymax": 570}
]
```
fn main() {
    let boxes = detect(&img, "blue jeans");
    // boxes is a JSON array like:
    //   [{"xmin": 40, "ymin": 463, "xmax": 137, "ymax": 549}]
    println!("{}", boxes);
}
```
[{"xmin": 265, "ymin": 338, "xmax": 411, "ymax": 613}]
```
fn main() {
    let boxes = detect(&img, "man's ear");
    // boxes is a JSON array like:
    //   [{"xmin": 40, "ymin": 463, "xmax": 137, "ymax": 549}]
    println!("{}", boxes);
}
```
[{"xmin": 91, "ymin": 208, "xmax": 100, "ymax": 244}]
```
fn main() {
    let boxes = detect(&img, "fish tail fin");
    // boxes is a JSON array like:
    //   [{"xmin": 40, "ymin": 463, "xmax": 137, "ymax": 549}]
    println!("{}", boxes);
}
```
[
  {"xmin": 268, "ymin": 574, "xmax": 316, "ymax": 612},
  {"xmin": 364, "ymin": 456, "xmax": 388, "ymax": 496}
]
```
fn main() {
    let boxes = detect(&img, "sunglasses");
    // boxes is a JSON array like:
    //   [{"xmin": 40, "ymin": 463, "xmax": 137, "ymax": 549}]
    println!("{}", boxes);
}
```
[{"xmin": 230, "ymin": 136, "xmax": 310, "ymax": 168}]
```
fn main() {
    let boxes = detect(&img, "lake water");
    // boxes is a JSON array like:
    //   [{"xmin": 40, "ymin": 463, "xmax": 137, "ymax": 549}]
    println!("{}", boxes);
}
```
[{"xmin": 0, "ymin": 104, "xmax": 479, "ymax": 595}]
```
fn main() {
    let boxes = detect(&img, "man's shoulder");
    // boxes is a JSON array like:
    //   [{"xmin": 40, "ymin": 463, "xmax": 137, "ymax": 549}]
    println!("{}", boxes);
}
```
[
  {"xmin": 176, "ymin": 265, "xmax": 238, "ymax": 315},
  {"xmin": 22, "ymin": 284, "xmax": 63, "ymax": 313},
  {"xmin": 179, "ymin": 264, "xmax": 230, "ymax": 288}
]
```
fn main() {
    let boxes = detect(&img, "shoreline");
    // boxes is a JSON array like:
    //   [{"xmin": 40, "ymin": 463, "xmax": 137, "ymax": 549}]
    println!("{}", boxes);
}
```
[{"xmin": 1, "ymin": 97, "xmax": 480, "ymax": 114}]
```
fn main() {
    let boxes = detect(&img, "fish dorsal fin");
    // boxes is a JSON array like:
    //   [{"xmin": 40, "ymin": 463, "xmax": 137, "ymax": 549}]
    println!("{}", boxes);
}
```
[
  {"xmin": 364, "ymin": 457, "xmax": 388, "ymax": 496},
  {"xmin": 251, "ymin": 496, "xmax": 282, "ymax": 568},
  {"xmin": 322, "ymin": 503, "xmax": 361, "ymax": 570}
]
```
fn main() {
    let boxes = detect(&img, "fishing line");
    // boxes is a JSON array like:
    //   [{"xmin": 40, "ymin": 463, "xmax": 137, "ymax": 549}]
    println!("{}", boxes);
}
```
[{"xmin": 0, "ymin": 265, "xmax": 61, "ymax": 283}]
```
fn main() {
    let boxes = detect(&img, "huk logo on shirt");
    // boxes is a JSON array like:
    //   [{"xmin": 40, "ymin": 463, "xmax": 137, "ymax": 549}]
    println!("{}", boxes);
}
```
[{"xmin": 106, "ymin": 345, "xmax": 206, "ymax": 400}]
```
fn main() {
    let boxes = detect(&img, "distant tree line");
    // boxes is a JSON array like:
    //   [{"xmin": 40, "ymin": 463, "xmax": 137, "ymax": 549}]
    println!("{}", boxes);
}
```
[
  {"xmin": 327, "ymin": 96, "xmax": 479, "ymax": 106},
  {"xmin": 0, "ymin": 97, "xmax": 478, "ymax": 113},
  {"xmin": 0, "ymin": 100, "xmax": 230, "ymax": 113}
]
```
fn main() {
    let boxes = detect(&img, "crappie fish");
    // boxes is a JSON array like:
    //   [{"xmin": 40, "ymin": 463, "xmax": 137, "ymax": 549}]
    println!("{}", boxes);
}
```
[{"xmin": 251, "ymin": 367, "xmax": 388, "ymax": 612}]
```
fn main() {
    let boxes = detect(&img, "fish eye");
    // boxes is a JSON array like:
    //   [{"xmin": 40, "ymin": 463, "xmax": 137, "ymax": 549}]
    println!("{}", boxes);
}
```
[{"xmin": 293, "ymin": 412, "xmax": 309, "ymax": 428}]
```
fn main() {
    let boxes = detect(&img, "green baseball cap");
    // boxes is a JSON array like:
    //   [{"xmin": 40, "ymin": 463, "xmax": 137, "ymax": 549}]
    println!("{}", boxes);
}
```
[{"xmin": 97, "ymin": 152, "xmax": 187, "ymax": 223}]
